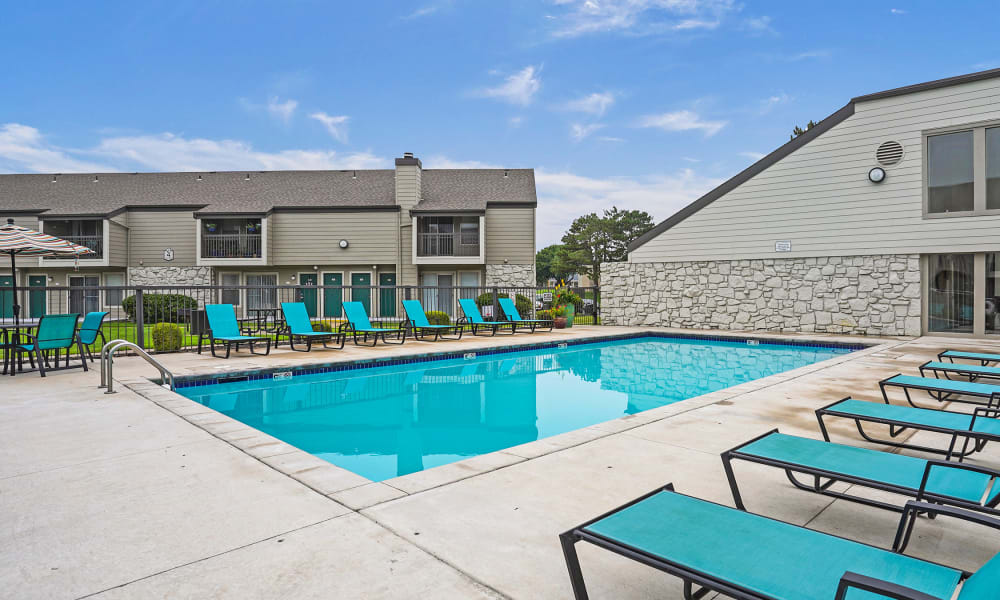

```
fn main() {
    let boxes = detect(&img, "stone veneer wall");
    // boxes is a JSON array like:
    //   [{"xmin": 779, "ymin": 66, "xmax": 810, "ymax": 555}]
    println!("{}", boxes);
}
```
[
  {"xmin": 601, "ymin": 254, "xmax": 921, "ymax": 336},
  {"xmin": 127, "ymin": 266, "xmax": 215, "ymax": 287},
  {"xmin": 486, "ymin": 263, "xmax": 535, "ymax": 287}
]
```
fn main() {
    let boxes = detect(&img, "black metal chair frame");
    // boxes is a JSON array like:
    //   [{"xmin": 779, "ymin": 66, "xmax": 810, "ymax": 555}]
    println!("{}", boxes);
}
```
[
  {"xmin": 197, "ymin": 328, "xmax": 272, "ymax": 359},
  {"xmin": 404, "ymin": 320, "xmax": 463, "ymax": 342},
  {"xmin": 937, "ymin": 350, "xmax": 1000, "ymax": 366},
  {"xmin": 338, "ymin": 321, "xmax": 407, "ymax": 346},
  {"xmin": 560, "ymin": 483, "xmax": 982, "ymax": 600},
  {"xmin": 721, "ymin": 428, "xmax": 1000, "ymax": 520},
  {"xmin": 816, "ymin": 396, "xmax": 1000, "ymax": 461},
  {"xmin": 456, "ymin": 316, "xmax": 516, "ymax": 337},
  {"xmin": 280, "ymin": 327, "xmax": 346, "ymax": 352},
  {"xmin": 6, "ymin": 316, "xmax": 89, "ymax": 377},
  {"xmin": 879, "ymin": 373, "xmax": 1000, "ymax": 408},
  {"xmin": 919, "ymin": 359, "xmax": 1000, "ymax": 383},
  {"xmin": 503, "ymin": 316, "xmax": 553, "ymax": 333}
]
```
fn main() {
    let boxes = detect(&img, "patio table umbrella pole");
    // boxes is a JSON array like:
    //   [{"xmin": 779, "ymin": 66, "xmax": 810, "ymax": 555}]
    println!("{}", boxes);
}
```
[{"xmin": 0, "ymin": 218, "xmax": 94, "ymax": 374}]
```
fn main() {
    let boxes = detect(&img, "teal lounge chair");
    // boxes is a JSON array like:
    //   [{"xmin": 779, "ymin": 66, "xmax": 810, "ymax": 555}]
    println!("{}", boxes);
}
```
[
  {"xmin": 457, "ymin": 298, "xmax": 515, "ymax": 336},
  {"xmin": 561, "ymin": 484, "xmax": 1000, "ymax": 600},
  {"xmin": 198, "ymin": 304, "xmax": 271, "ymax": 359},
  {"xmin": 880, "ymin": 373, "xmax": 1000, "ymax": 407},
  {"xmin": 939, "ymin": 349, "xmax": 1000, "ymax": 366},
  {"xmin": 498, "ymin": 297, "xmax": 552, "ymax": 333},
  {"xmin": 402, "ymin": 299, "xmax": 462, "ymax": 341},
  {"xmin": 817, "ymin": 397, "xmax": 1000, "ymax": 460},
  {"xmin": 279, "ymin": 302, "xmax": 344, "ymax": 352},
  {"xmin": 340, "ymin": 301, "xmax": 406, "ymax": 346},
  {"xmin": 920, "ymin": 360, "xmax": 1000, "ymax": 382},
  {"xmin": 721, "ymin": 430, "xmax": 1000, "ymax": 519},
  {"xmin": 8, "ymin": 313, "xmax": 87, "ymax": 376},
  {"xmin": 77, "ymin": 311, "xmax": 109, "ymax": 361}
]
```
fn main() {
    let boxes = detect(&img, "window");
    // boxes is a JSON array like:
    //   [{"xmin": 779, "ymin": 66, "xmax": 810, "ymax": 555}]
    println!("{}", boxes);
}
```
[
  {"xmin": 69, "ymin": 276, "xmax": 100, "ymax": 314},
  {"xmin": 989, "ymin": 253, "xmax": 1000, "ymax": 335},
  {"xmin": 927, "ymin": 254, "xmax": 974, "ymax": 333},
  {"xmin": 219, "ymin": 273, "xmax": 241, "ymax": 306},
  {"xmin": 927, "ymin": 131, "xmax": 974, "ymax": 213},
  {"xmin": 104, "ymin": 273, "xmax": 125, "ymax": 307},
  {"xmin": 246, "ymin": 274, "xmax": 277, "ymax": 309},
  {"xmin": 987, "ymin": 128, "xmax": 1000, "ymax": 210}
]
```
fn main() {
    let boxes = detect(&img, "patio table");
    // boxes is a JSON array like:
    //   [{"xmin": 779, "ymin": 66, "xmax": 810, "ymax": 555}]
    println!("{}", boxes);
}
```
[
  {"xmin": 0, "ymin": 319, "xmax": 40, "ymax": 376},
  {"xmin": 246, "ymin": 307, "xmax": 284, "ymax": 334}
]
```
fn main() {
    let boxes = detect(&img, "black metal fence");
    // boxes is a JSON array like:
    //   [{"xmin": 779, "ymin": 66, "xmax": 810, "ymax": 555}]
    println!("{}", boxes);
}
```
[{"xmin": 0, "ymin": 284, "xmax": 601, "ymax": 354}]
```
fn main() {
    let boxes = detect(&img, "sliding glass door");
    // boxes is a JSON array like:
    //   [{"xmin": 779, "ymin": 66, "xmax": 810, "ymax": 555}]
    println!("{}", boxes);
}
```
[
  {"xmin": 927, "ymin": 254, "xmax": 975, "ymax": 333},
  {"xmin": 988, "ymin": 253, "xmax": 1000, "ymax": 335}
]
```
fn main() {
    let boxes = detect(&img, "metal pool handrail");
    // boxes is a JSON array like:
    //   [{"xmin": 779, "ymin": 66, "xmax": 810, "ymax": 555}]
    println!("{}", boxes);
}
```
[{"xmin": 99, "ymin": 339, "xmax": 175, "ymax": 394}]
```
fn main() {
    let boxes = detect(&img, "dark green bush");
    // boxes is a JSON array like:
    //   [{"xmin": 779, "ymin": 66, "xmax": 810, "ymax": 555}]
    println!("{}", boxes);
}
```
[
  {"xmin": 537, "ymin": 310, "xmax": 553, "ymax": 321},
  {"xmin": 151, "ymin": 323, "xmax": 183, "ymax": 353},
  {"xmin": 312, "ymin": 321, "xmax": 334, "ymax": 332},
  {"xmin": 513, "ymin": 293, "xmax": 532, "ymax": 317},
  {"xmin": 474, "ymin": 292, "xmax": 497, "ymax": 308},
  {"xmin": 122, "ymin": 293, "xmax": 198, "ymax": 324},
  {"xmin": 425, "ymin": 310, "xmax": 451, "ymax": 326}
]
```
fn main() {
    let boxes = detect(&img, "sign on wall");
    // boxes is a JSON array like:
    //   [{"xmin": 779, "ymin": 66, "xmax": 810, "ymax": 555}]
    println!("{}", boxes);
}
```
[
  {"xmin": 774, "ymin": 240, "xmax": 792, "ymax": 252},
  {"xmin": 163, "ymin": 248, "xmax": 175, "ymax": 261}
]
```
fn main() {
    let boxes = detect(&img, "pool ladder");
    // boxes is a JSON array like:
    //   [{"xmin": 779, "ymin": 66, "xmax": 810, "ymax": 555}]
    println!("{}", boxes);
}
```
[{"xmin": 99, "ymin": 340, "xmax": 176, "ymax": 394}]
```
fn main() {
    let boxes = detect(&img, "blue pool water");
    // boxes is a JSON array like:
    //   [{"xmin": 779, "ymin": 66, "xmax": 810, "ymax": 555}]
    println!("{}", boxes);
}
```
[{"xmin": 177, "ymin": 337, "xmax": 853, "ymax": 481}]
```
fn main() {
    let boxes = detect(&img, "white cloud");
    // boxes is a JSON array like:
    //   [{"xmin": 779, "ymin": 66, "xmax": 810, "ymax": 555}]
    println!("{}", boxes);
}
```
[
  {"xmin": 534, "ymin": 168, "xmax": 723, "ymax": 246},
  {"xmin": 890, "ymin": 8, "xmax": 906, "ymax": 14},
  {"xmin": 422, "ymin": 156, "xmax": 502, "ymax": 169},
  {"xmin": 0, "ymin": 123, "xmax": 110, "ymax": 173},
  {"xmin": 549, "ymin": 0, "xmax": 737, "ymax": 38},
  {"xmin": 0, "ymin": 123, "xmax": 385, "ymax": 174},
  {"xmin": 637, "ymin": 110, "xmax": 727, "ymax": 136},
  {"xmin": 739, "ymin": 151, "xmax": 766, "ymax": 161},
  {"xmin": 309, "ymin": 112, "xmax": 350, "ymax": 143},
  {"xmin": 596, "ymin": 136, "xmax": 625, "ymax": 143},
  {"xmin": 474, "ymin": 66, "xmax": 542, "ymax": 106},
  {"xmin": 509, "ymin": 116, "xmax": 524, "ymax": 128},
  {"xmin": 570, "ymin": 122, "xmax": 605, "ymax": 141},
  {"xmin": 266, "ymin": 97, "xmax": 298, "ymax": 123},
  {"xmin": 743, "ymin": 15, "xmax": 774, "ymax": 33},
  {"xmin": 759, "ymin": 92, "xmax": 791, "ymax": 113},
  {"xmin": 562, "ymin": 91, "xmax": 616, "ymax": 116},
  {"xmin": 782, "ymin": 49, "xmax": 831, "ymax": 61}
]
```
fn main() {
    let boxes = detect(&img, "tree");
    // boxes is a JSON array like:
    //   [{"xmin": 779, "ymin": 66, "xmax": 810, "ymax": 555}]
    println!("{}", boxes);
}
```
[
  {"xmin": 790, "ymin": 120, "xmax": 818, "ymax": 140},
  {"xmin": 560, "ymin": 206, "xmax": 654, "ymax": 285},
  {"xmin": 535, "ymin": 244, "xmax": 575, "ymax": 285}
]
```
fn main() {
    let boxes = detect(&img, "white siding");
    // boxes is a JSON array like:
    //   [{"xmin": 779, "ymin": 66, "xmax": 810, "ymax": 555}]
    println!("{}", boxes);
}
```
[{"xmin": 631, "ymin": 77, "xmax": 1000, "ymax": 262}]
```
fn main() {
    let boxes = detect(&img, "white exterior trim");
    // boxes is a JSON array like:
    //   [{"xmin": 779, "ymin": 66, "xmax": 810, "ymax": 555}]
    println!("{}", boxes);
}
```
[
  {"xmin": 195, "ymin": 216, "xmax": 268, "ymax": 267},
  {"xmin": 38, "ymin": 218, "xmax": 110, "ymax": 267},
  {"xmin": 410, "ymin": 215, "xmax": 485, "ymax": 265}
]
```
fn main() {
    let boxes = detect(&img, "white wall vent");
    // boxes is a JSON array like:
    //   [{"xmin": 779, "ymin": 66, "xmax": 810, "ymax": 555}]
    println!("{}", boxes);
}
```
[{"xmin": 875, "ymin": 141, "xmax": 904, "ymax": 166}]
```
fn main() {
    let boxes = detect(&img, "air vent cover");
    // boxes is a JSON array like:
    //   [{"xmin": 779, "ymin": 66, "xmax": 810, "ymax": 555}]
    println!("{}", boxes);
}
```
[{"xmin": 876, "ymin": 141, "xmax": 904, "ymax": 166}]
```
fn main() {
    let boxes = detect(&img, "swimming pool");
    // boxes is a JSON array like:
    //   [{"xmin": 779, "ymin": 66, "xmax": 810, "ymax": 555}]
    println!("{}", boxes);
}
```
[{"xmin": 177, "ymin": 336, "xmax": 856, "ymax": 481}]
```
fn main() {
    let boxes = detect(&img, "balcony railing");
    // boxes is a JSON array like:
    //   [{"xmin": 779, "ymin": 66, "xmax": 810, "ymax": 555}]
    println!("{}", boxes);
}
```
[
  {"xmin": 45, "ymin": 235, "xmax": 103, "ymax": 259},
  {"xmin": 201, "ymin": 233, "xmax": 262, "ymax": 259},
  {"xmin": 417, "ymin": 232, "xmax": 480, "ymax": 257}
]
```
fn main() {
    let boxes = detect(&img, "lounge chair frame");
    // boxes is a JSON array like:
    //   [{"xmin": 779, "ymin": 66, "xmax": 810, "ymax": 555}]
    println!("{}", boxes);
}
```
[
  {"xmin": 560, "ymin": 484, "xmax": 979, "ymax": 600},
  {"xmin": 816, "ymin": 396, "xmax": 999, "ymax": 460},
  {"xmin": 919, "ymin": 360, "xmax": 1000, "ymax": 383},
  {"xmin": 879, "ymin": 373, "xmax": 1000, "ymax": 407},
  {"xmin": 456, "ymin": 316, "xmax": 516, "ymax": 336},
  {"xmin": 498, "ymin": 298, "xmax": 553, "ymax": 333},
  {"xmin": 721, "ymin": 428, "xmax": 1000, "ymax": 519},
  {"xmin": 938, "ymin": 350, "xmax": 1000, "ymax": 366},
  {"xmin": 338, "ymin": 321, "xmax": 407, "ymax": 346},
  {"xmin": 401, "ymin": 300, "xmax": 463, "ymax": 341},
  {"xmin": 198, "ymin": 332, "xmax": 271, "ymax": 359},
  {"xmin": 277, "ymin": 303, "xmax": 346, "ymax": 352}
]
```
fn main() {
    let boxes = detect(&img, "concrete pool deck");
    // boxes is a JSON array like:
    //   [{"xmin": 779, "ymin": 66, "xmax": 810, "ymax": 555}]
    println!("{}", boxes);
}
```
[{"xmin": 2, "ymin": 326, "xmax": 999, "ymax": 598}]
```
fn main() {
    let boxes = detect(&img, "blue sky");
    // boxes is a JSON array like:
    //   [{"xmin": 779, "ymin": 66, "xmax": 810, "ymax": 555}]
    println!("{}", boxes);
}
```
[{"xmin": 1, "ymin": 1, "xmax": 996, "ymax": 246}]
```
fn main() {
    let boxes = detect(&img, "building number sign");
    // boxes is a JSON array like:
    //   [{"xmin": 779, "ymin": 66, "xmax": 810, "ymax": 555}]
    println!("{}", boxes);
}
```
[{"xmin": 163, "ymin": 248, "xmax": 175, "ymax": 261}]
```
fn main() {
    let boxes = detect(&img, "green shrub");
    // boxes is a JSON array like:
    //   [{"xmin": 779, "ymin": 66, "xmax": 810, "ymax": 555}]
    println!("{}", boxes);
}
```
[
  {"xmin": 537, "ymin": 310, "xmax": 553, "ymax": 321},
  {"xmin": 312, "ymin": 320, "xmax": 334, "ymax": 332},
  {"xmin": 513, "ymin": 293, "xmax": 532, "ymax": 317},
  {"xmin": 554, "ymin": 288, "xmax": 583, "ymax": 313},
  {"xmin": 551, "ymin": 305, "xmax": 567, "ymax": 317},
  {"xmin": 151, "ymin": 323, "xmax": 183, "ymax": 353},
  {"xmin": 122, "ymin": 293, "xmax": 198, "ymax": 324},
  {"xmin": 474, "ymin": 291, "xmax": 498, "ymax": 308},
  {"xmin": 425, "ymin": 310, "xmax": 451, "ymax": 326}
]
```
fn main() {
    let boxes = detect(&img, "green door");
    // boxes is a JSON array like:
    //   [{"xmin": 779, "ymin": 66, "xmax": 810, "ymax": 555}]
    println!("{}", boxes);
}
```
[
  {"xmin": 322, "ymin": 272, "xmax": 343, "ymax": 318},
  {"xmin": 299, "ymin": 273, "xmax": 318, "ymax": 318},
  {"xmin": 28, "ymin": 276, "xmax": 47, "ymax": 318},
  {"xmin": 351, "ymin": 272, "xmax": 371, "ymax": 314},
  {"xmin": 0, "ymin": 275, "xmax": 12, "ymax": 318},
  {"xmin": 379, "ymin": 273, "xmax": 396, "ymax": 317}
]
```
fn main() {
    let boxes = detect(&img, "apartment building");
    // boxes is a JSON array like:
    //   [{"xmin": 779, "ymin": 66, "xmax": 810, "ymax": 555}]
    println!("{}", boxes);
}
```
[{"xmin": 0, "ymin": 153, "xmax": 537, "ymax": 318}]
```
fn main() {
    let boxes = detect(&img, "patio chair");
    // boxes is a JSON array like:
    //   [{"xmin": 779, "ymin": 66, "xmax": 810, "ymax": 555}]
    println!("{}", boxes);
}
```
[
  {"xmin": 339, "ymin": 301, "xmax": 406, "ymax": 346},
  {"xmin": 457, "ymin": 298, "xmax": 516, "ymax": 336},
  {"xmin": 77, "ymin": 311, "xmax": 109, "ymax": 361},
  {"xmin": 939, "ymin": 349, "xmax": 1000, "ymax": 366},
  {"xmin": 721, "ymin": 429, "xmax": 1000, "ymax": 519},
  {"xmin": 198, "ymin": 304, "xmax": 271, "ymax": 359},
  {"xmin": 816, "ymin": 397, "xmax": 1000, "ymax": 460},
  {"xmin": 919, "ymin": 360, "xmax": 1000, "ymax": 383},
  {"xmin": 561, "ymin": 484, "xmax": 999, "ymax": 600},
  {"xmin": 880, "ymin": 373, "xmax": 1000, "ymax": 408},
  {"xmin": 279, "ymin": 302, "xmax": 345, "ymax": 352},
  {"xmin": 9, "ymin": 313, "xmax": 87, "ymax": 376},
  {"xmin": 401, "ymin": 299, "xmax": 462, "ymax": 341},
  {"xmin": 498, "ymin": 297, "xmax": 552, "ymax": 333}
]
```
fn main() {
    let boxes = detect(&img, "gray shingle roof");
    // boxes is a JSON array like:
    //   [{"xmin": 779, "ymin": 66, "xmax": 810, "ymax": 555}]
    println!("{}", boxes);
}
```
[{"xmin": 0, "ymin": 168, "xmax": 536, "ymax": 216}]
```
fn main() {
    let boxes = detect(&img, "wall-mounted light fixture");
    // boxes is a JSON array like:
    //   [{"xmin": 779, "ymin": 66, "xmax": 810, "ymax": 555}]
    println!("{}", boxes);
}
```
[
  {"xmin": 339, "ymin": 239, "xmax": 349, "ymax": 249},
  {"xmin": 868, "ymin": 167, "xmax": 886, "ymax": 183}
]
